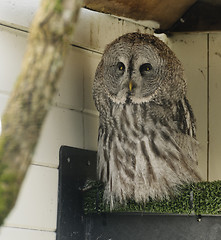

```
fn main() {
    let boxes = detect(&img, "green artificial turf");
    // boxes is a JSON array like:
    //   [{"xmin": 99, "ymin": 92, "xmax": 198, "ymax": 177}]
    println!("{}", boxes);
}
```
[{"xmin": 83, "ymin": 181, "xmax": 221, "ymax": 215}]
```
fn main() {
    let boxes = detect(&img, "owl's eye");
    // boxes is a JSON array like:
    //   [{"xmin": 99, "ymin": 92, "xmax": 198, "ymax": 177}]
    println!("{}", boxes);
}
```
[
  {"xmin": 117, "ymin": 62, "xmax": 125, "ymax": 72},
  {"xmin": 140, "ymin": 63, "xmax": 152, "ymax": 76}
]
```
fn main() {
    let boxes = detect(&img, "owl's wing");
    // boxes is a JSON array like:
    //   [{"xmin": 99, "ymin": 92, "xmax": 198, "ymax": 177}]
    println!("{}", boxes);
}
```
[
  {"xmin": 174, "ymin": 97, "xmax": 196, "ymax": 139},
  {"xmin": 172, "ymin": 96, "xmax": 198, "ymax": 164}
]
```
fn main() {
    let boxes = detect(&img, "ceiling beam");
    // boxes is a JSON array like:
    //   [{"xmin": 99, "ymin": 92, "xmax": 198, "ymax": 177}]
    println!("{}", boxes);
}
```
[{"xmin": 83, "ymin": 0, "xmax": 197, "ymax": 30}]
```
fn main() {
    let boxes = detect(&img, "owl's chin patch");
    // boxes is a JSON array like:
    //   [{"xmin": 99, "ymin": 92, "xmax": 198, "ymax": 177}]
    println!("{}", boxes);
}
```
[
  {"xmin": 106, "ymin": 87, "xmax": 155, "ymax": 105},
  {"xmin": 107, "ymin": 92, "xmax": 127, "ymax": 104},
  {"xmin": 107, "ymin": 92, "xmax": 154, "ymax": 105},
  {"xmin": 128, "ymin": 94, "xmax": 154, "ymax": 104},
  {"xmin": 106, "ymin": 88, "xmax": 129, "ymax": 104}
]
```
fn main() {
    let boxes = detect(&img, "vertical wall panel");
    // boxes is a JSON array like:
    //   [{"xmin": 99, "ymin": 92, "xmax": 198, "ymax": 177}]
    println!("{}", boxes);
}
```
[
  {"xmin": 53, "ymin": 46, "xmax": 84, "ymax": 111},
  {"xmin": 82, "ymin": 50, "xmax": 101, "ymax": 115},
  {"xmin": 0, "ymin": 25, "xmax": 27, "ymax": 93},
  {"xmin": 209, "ymin": 33, "xmax": 221, "ymax": 181},
  {"xmin": 4, "ymin": 165, "xmax": 58, "ymax": 231},
  {"xmin": 83, "ymin": 113, "xmax": 99, "ymax": 151},
  {"xmin": 170, "ymin": 33, "xmax": 208, "ymax": 180},
  {"xmin": 33, "ymin": 107, "xmax": 84, "ymax": 168}
]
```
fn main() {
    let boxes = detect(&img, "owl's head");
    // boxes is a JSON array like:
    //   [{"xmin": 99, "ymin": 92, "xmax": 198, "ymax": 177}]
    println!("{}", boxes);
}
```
[{"xmin": 94, "ymin": 32, "xmax": 186, "ymax": 105}]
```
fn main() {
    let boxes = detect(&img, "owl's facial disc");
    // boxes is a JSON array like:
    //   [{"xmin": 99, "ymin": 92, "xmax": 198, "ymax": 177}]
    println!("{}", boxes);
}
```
[{"xmin": 102, "ymin": 42, "xmax": 165, "ymax": 104}]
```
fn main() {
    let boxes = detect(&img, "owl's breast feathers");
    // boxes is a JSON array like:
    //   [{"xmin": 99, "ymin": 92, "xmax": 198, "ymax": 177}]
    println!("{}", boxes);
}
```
[{"xmin": 97, "ymin": 98, "xmax": 201, "ymax": 207}]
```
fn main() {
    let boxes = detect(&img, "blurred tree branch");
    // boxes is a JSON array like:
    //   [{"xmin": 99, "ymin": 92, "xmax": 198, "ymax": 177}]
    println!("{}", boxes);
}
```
[{"xmin": 0, "ymin": 0, "xmax": 82, "ymax": 225}]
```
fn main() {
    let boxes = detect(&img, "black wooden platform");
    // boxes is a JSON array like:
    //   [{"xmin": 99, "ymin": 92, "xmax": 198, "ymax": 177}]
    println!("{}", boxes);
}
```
[{"xmin": 56, "ymin": 146, "xmax": 221, "ymax": 240}]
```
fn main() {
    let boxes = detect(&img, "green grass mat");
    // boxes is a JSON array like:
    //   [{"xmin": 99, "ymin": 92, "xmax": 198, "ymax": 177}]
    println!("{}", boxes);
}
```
[{"xmin": 83, "ymin": 181, "xmax": 221, "ymax": 215}]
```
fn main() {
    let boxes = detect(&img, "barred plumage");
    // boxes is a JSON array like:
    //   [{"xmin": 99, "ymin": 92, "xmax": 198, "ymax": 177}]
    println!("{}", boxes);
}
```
[{"xmin": 93, "ymin": 32, "xmax": 201, "ymax": 209}]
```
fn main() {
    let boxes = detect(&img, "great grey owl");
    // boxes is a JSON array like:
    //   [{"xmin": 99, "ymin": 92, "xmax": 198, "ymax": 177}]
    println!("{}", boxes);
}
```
[{"xmin": 93, "ymin": 32, "xmax": 201, "ymax": 209}]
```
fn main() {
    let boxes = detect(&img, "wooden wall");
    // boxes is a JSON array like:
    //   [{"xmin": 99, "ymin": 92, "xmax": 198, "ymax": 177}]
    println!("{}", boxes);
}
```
[{"xmin": 170, "ymin": 33, "xmax": 221, "ymax": 181}]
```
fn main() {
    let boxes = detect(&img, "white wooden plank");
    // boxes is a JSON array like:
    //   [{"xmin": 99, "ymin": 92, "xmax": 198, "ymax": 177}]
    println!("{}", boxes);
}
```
[
  {"xmin": 0, "ymin": 227, "xmax": 56, "ymax": 240},
  {"xmin": 0, "ymin": 0, "xmax": 41, "ymax": 30},
  {"xmin": 72, "ymin": 8, "xmax": 156, "ymax": 53},
  {"xmin": 53, "ymin": 46, "xmax": 84, "ymax": 111},
  {"xmin": 4, "ymin": 165, "xmax": 58, "ymax": 231},
  {"xmin": 32, "ymin": 106, "xmax": 84, "ymax": 168},
  {"xmin": 1, "ymin": 3, "xmax": 156, "ymax": 52},
  {"xmin": 209, "ymin": 33, "xmax": 221, "ymax": 181},
  {"xmin": 0, "ymin": 25, "xmax": 27, "ymax": 93},
  {"xmin": 0, "ymin": 25, "xmax": 84, "ymax": 111},
  {"xmin": 82, "ymin": 50, "xmax": 101, "ymax": 115},
  {"xmin": 170, "ymin": 33, "xmax": 208, "ymax": 180},
  {"xmin": 83, "ymin": 113, "xmax": 99, "ymax": 151}
]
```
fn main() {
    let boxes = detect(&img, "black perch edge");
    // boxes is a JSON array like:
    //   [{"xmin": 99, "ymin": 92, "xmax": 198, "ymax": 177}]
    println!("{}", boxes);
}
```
[{"xmin": 56, "ymin": 146, "xmax": 221, "ymax": 240}]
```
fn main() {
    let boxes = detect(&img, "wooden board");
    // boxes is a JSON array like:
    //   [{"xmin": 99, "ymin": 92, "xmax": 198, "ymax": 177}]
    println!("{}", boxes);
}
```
[
  {"xmin": 209, "ymin": 33, "xmax": 221, "ymax": 181},
  {"xmin": 170, "ymin": 33, "xmax": 208, "ymax": 180},
  {"xmin": 84, "ymin": 0, "xmax": 196, "ymax": 30}
]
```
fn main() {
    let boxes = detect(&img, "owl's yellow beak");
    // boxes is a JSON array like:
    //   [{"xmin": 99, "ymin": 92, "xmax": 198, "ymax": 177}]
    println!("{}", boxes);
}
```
[{"xmin": 129, "ymin": 81, "xmax": 133, "ymax": 92}]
